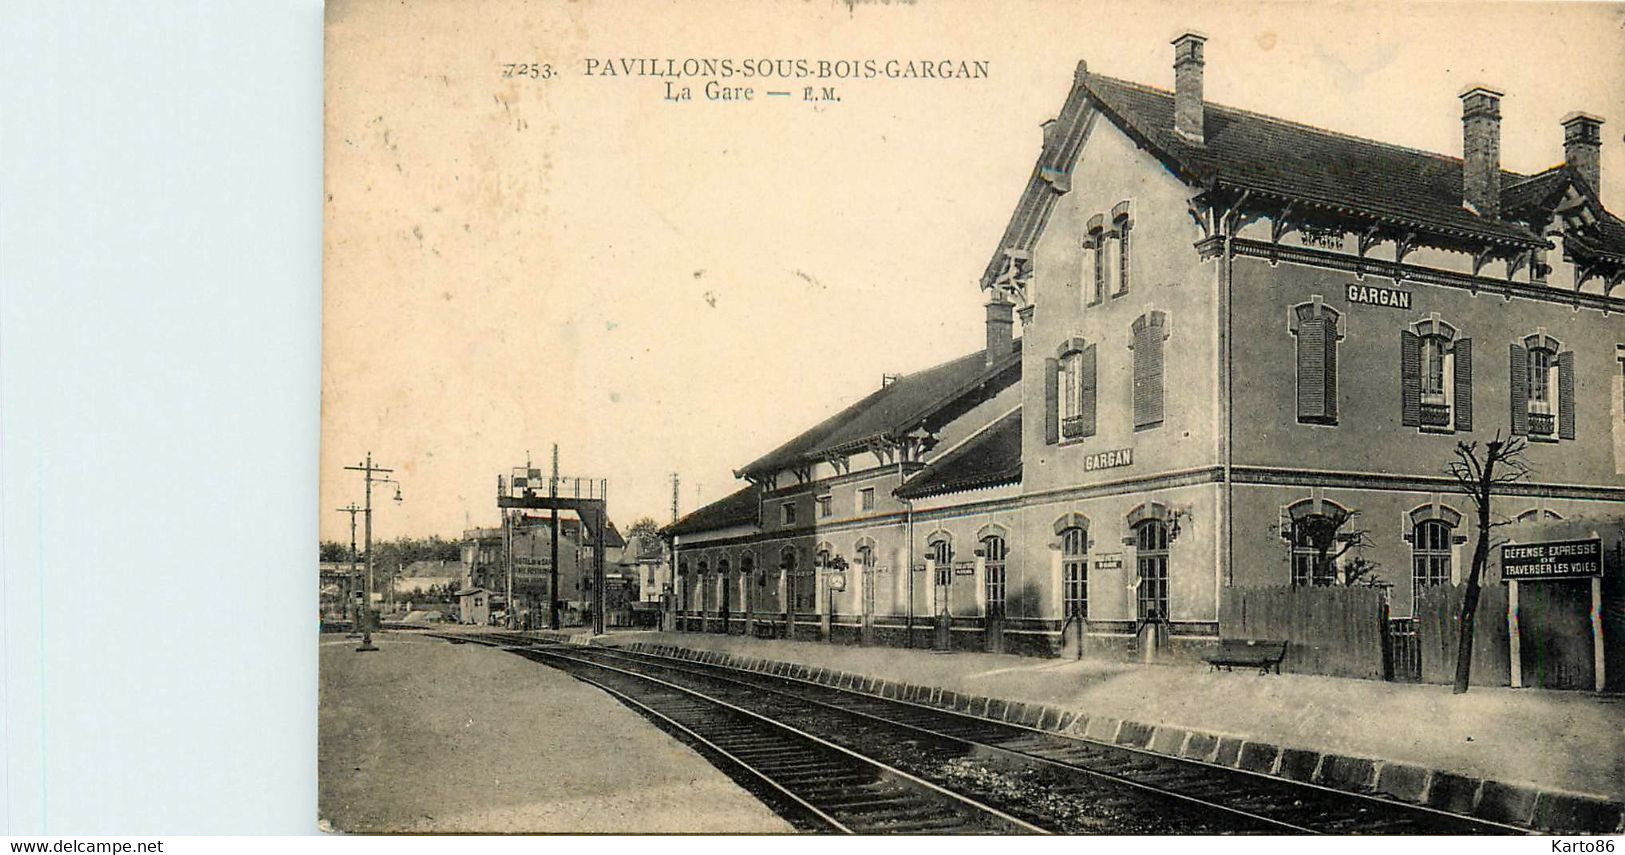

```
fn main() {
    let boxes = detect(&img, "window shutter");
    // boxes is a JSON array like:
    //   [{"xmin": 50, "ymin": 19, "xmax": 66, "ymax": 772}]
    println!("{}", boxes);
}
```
[
  {"xmin": 1453, "ymin": 337, "xmax": 1473, "ymax": 431},
  {"xmin": 1044, "ymin": 357, "xmax": 1060, "ymax": 444},
  {"xmin": 1146, "ymin": 327, "xmax": 1164, "ymax": 426},
  {"xmin": 1298, "ymin": 317, "xmax": 1327, "ymax": 421},
  {"xmin": 1321, "ymin": 318, "xmax": 1338, "ymax": 421},
  {"xmin": 1400, "ymin": 330, "xmax": 1421, "ymax": 427},
  {"xmin": 1079, "ymin": 344, "xmax": 1098, "ymax": 437},
  {"xmin": 1509, "ymin": 344, "xmax": 1529, "ymax": 435},
  {"xmin": 1558, "ymin": 349, "xmax": 1576, "ymax": 439}
]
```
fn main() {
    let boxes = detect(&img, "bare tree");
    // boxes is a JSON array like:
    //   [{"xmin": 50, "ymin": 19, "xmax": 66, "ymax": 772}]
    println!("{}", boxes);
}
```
[
  {"xmin": 1446, "ymin": 433, "xmax": 1530, "ymax": 694},
  {"xmin": 1294, "ymin": 507, "xmax": 1375, "ymax": 586}
]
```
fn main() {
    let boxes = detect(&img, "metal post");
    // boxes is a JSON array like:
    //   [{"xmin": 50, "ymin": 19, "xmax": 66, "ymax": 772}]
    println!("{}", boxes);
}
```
[
  {"xmin": 1508, "ymin": 578, "xmax": 1522, "ymax": 688},
  {"xmin": 593, "ymin": 482, "xmax": 607, "ymax": 636},
  {"xmin": 338, "ymin": 503, "xmax": 362, "ymax": 638},
  {"xmin": 345, "ymin": 452, "xmax": 398, "ymax": 652},
  {"xmin": 550, "ymin": 445, "xmax": 560, "ymax": 630}
]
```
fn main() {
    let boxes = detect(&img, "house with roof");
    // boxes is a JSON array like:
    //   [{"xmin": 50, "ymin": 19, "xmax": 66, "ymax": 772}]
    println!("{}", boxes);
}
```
[{"xmin": 664, "ymin": 34, "xmax": 1625, "ymax": 667}]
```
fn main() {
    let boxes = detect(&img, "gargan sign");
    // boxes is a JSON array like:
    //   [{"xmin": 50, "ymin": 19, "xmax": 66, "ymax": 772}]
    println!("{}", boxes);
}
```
[
  {"xmin": 1346, "ymin": 283, "xmax": 1412, "ymax": 309},
  {"xmin": 1501, "ymin": 538, "xmax": 1603, "ymax": 581}
]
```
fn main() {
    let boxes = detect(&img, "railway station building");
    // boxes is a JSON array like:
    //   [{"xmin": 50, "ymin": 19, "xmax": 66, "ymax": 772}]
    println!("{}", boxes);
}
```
[{"xmin": 664, "ymin": 35, "xmax": 1625, "ymax": 669}]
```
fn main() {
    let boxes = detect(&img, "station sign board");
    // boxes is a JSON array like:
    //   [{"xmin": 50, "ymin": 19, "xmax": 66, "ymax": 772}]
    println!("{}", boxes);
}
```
[
  {"xmin": 1346, "ymin": 283, "xmax": 1412, "ymax": 310},
  {"xmin": 1094, "ymin": 553, "xmax": 1123, "ymax": 570},
  {"xmin": 1501, "ymin": 538, "xmax": 1603, "ymax": 581},
  {"xmin": 1084, "ymin": 448, "xmax": 1133, "ymax": 472},
  {"xmin": 953, "ymin": 560, "xmax": 976, "ymax": 576}
]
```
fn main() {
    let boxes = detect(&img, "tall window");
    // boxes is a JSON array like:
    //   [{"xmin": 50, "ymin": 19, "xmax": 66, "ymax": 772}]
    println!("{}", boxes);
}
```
[
  {"xmin": 1527, "ymin": 347, "xmax": 1556, "ymax": 438},
  {"xmin": 743, "ymin": 553, "xmax": 760, "ymax": 589},
  {"xmin": 982, "ymin": 536, "xmax": 1007, "ymax": 618},
  {"xmin": 1102, "ymin": 228, "xmax": 1121, "ymax": 300},
  {"xmin": 1412, "ymin": 520, "xmax": 1452, "ymax": 589},
  {"xmin": 697, "ymin": 560, "xmax": 709, "ymax": 611},
  {"xmin": 1131, "ymin": 312, "xmax": 1167, "ymax": 430},
  {"xmin": 1134, "ymin": 520, "xmax": 1169, "ymax": 620},
  {"xmin": 858, "ymin": 487, "xmax": 875, "ymax": 512},
  {"xmin": 1422, "ymin": 336, "xmax": 1447, "ymax": 400},
  {"xmin": 817, "ymin": 495, "xmax": 832, "ymax": 518},
  {"xmin": 930, "ymin": 537, "xmax": 953, "ymax": 587},
  {"xmin": 787, "ymin": 548, "xmax": 813, "ymax": 612},
  {"xmin": 782, "ymin": 502, "xmax": 798, "ymax": 526},
  {"xmin": 1403, "ymin": 320, "xmax": 1471, "ymax": 432},
  {"xmin": 1061, "ymin": 527, "xmax": 1088, "ymax": 619},
  {"xmin": 1087, "ymin": 215, "xmax": 1106, "ymax": 305},
  {"xmin": 1290, "ymin": 517, "xmax": 1337, "ymax": 587},
  {"xmin": 1513, "ymin": 335, "xmax": 1573, "ymax": 440},
  {"xmin": 1112, "ymin": 202, "xmax": 1132, "ymax": 297},
  {"xmin": 1052, "ymin": 341, "xmax": 1097, "ymax": 442},
  {"xmin": 1292, "ymin": 301, "xmax": 1341, "ymax": 425}
]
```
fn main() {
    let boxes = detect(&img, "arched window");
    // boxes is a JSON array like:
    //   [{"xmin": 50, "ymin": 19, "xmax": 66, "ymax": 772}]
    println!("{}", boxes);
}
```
[
  {"xmin": 741, "ymin": 552, "xmax": 759, "ymax": 588},
  {"xmin": 1514, "ymin": 332, "xmax": 1572, "ymax": 440},
  {"xmin": 855, "ymin": 543, "xmax": 874, "ymax": 569},
  {"xmin": 1112, "ymin": 201, "xmax": 1133, "ymax": 297},
  {"xmin": 1061, "ymin": 527, "xmax": 1088, "ymax": 619},
  {"xmin": 1134, "ymin": 520, "xmax": 1169, "ymax": 620},
  {"xmin": 1049, "ymin": 339, "xmax": 1097, "ymax": 443},
  {"xmin": 1086, "ymin": 215, "xmax": 1106, "ymax": 305},
  {"xmin": 1402, "ymin": 316, "xmax": 1469, "ymax": 432},
  {"xmin": 1412, "ymin": 520, "xmax": 1452, "ymax": 589},
  {"xmin": 982, "ymin": 535, "xmax": 1007, "ymax": 618},
  {"xmin": 1514, "ymin": 508, "xmax": 1564, "ymax": 522},
  {"xmin": 928, "ymin": 535, "xmax": 953, "ymax": 587},
  {"xmin": 678, "ymin": 560, "xmax": 690, "ymax": 610},
  {"xmin": 1290, "ymin": 517, "xmax": 1338, "ymax": 587}
]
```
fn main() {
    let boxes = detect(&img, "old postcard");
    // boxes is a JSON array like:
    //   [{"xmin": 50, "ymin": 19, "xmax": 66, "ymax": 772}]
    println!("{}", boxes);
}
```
[{"xmin": 320, "ymin": 0, "xmax": 1625, "ymax": 835}]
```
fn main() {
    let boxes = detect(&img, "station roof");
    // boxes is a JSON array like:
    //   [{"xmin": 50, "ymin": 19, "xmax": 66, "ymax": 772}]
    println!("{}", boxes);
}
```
[
  {"xmin": 1080, "ymin": 73, "xmax": 1548, "ymax": 247},
  {"xmin": 736, "ymin": 341, "xmax": 1021, "ymax": 479},
  {"xmin": 664, "ymin": 485, "xmax": 759, "ymax": 537},
  {"xmin": 895, "ymin": 408, "xmax": 1022, "ymax": 500}
]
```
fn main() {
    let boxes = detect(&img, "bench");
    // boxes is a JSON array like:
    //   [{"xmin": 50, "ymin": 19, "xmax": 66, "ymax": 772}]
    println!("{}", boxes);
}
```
[{"xmin": 1205, "ymin": 639, "xmax": 1287, "ymax": 675}]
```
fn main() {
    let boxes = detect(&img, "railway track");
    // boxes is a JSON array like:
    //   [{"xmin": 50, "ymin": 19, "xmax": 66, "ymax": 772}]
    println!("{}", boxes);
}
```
[
  {"xmin": 439, "ymin": 633, "xmax": 1042, "ymax": 834},
  {"xmin": 437, "ymin": 632, "xmax": 1524, "ymax": 834}
]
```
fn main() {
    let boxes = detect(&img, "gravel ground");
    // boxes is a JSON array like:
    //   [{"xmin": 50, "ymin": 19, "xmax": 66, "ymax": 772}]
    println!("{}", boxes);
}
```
[
  {"xmin": 318, "ymin": 631, "xmax": 792, "ymax": 833},
  {"xmin": 601, "ymin": 630, "xmax": 1625, "ymax": 800}
]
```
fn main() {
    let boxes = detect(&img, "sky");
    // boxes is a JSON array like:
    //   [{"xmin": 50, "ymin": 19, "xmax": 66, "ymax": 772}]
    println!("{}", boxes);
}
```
[{"xmin": 321, "ymin": 0, "xmax": 1625, "ymax": 543}]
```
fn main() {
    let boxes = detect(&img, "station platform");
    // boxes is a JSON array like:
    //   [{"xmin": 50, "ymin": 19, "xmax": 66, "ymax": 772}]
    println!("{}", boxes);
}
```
[
  {"xmin": 584, "ymin": 629, "xmax": 1625, "ymax": 831},
  {"xmin": 318, "ymin": 629, "xmax": 792, "ymax": 833}
]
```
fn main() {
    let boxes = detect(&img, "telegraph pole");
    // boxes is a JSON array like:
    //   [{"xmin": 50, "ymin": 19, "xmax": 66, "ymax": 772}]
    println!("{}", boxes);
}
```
[
  {"xmin": 549, "ymin": 444, "xmax": 560, "ymax": 630},
  {"xmin": 337, "ymin": 503, "xmax": 363, "ymax": 637},
  {"xmin": 344, "ymin": 452, "xmax": 401, "ymax": 652}
]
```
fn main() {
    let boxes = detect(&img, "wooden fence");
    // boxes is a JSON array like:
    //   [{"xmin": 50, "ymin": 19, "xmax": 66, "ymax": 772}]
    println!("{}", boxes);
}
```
[
  {"xmin": 1219, "ymin": 586, "xmax": 1387, "ymax": 680},
  {"xmin": 1415, "ymin": 582, "xmax": 1511, "ymax": 687}
]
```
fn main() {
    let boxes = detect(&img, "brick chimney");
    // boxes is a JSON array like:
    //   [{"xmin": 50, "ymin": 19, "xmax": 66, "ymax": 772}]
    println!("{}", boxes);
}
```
[
  {"xmin": 1172, "ymin": 32, "xmax": 1206, "ymax": 145},
  {"xmin": 1460, "ymin": 86, "xmax": 1504, "ymax": 218},
  {"xmin": 1563, "ymin": 112, "xmax": 1604, "ymax": 193},
  {"xmin": 984, "ymin": 291, "xmax": 1014, "ymax": 367}
]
